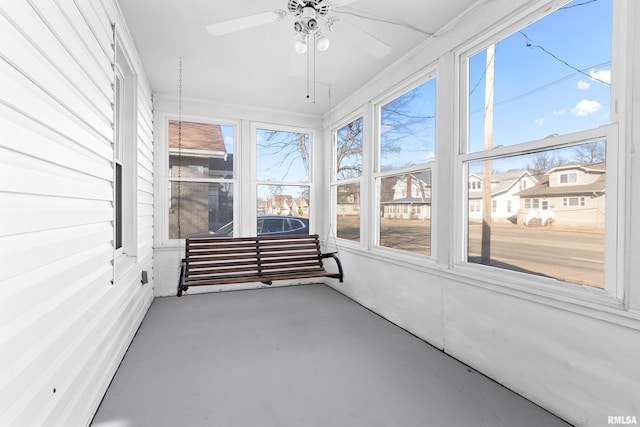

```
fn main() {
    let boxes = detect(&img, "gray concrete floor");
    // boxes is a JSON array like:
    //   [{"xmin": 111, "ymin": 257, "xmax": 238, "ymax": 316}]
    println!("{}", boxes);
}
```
[{"xmin": 92, "ymin": 284, "xmax": 570, "ymax": 427}]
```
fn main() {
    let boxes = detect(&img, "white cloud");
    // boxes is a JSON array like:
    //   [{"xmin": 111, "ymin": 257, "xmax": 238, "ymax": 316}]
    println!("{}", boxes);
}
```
[
  {"xmin": 571, "ymin": 99, "xmax": 602, "ymax": 117},
  {"xmin": 577, "ymin": 80, "xmax": 591, "ymax": 90},
  {"xmin": 553, "ymin": 108, "xmax": 567, "ymax": 117},
  {"xmin": 589, "ymin": 69, "xmax": 611, "ymax": 84},
  {"xmin": 534, "ymin": 118, "xmax": 545, "ymax": 127}
]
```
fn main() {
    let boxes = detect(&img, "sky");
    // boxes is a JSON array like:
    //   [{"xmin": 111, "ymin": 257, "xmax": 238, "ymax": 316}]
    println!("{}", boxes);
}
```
[
  {"xmin": 468, "ymin": 0, "xmax": 612, "ymax": 155},
  {"xmin": 380, "ymin": 78, "xmax": 437, "ymax": 171},
  {"xmin": 256, "ymin": 128, "xmax": 309, "ymax": 183}
]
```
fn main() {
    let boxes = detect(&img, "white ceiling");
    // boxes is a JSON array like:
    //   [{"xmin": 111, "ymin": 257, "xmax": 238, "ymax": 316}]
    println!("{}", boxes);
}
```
[{"xmin": 119, "ymin": 0, "xmax": 480, "ymax": 116}]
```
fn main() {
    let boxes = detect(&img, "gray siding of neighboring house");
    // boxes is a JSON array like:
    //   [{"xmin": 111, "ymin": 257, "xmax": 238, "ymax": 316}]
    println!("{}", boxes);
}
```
[{"xmin": 0, "ymin": 1, "xmax": 153, "ymax": 426}]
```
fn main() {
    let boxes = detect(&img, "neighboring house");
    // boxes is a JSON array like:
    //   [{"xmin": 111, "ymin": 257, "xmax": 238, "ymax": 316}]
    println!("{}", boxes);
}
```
[
  {"xmin": 336, "ymin": 184, "xmax": 360, "ymax": 216},
  {"xmin": 468, "ymin": 170, "xmax": 538, "ymax": 223},
  {"xmin": 262, "ymin": 194, "xmax": 309, "ymax": 217},
  {"xmin": 168, "ymin": 121, "xmax": 233, "ymax": 236},
  {"xmin": 516, "ymin": 162, "xmax": 606, "ymax": 228},
  {"xmin": 382, "ymin": 172, "xmax": 431, "ymax": 220}
]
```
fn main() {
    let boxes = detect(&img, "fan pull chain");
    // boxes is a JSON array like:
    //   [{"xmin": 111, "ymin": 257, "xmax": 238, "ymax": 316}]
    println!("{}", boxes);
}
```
[
  {"xmin": 313, "ymin": 33, "xmax": 317, "ymax": 104},
  {"xmin": 306, "ymin": 35, "xmax": 310, "ymax": 100}
]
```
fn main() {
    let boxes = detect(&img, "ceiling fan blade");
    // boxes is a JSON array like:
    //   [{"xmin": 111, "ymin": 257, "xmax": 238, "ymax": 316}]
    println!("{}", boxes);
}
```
[
  {"xmin": 339, "ymin": 18, "xmax": 392, "ymax": 59},
  {"xmin": 206, "ymin": 11, "xmax": 284, "ymax": 36}
]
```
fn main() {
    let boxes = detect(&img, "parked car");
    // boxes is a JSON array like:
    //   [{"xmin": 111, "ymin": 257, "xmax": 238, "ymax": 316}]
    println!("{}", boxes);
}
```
[{"xmin": 212, "ymin": 215, "xmax": 309, "ymax": 237}]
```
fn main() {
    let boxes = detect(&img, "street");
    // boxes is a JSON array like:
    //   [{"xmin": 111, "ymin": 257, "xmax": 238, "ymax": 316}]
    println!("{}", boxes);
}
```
[{"xmin": 337, "ymin": 217, "xmax": 604, "ymax": 288}]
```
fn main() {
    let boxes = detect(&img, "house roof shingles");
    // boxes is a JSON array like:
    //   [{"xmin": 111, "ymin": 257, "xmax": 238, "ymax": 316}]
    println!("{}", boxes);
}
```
[
  {"xmin": 516, "ymin": 174, "xmax": 605, "ymax": 198},
  {"xmin": 169, "ymin": 120, "xmax": 226, "ymax": 152},
  {"xmin": 469, "ymin": 169, "xmax": 532, "ymax": 199}
]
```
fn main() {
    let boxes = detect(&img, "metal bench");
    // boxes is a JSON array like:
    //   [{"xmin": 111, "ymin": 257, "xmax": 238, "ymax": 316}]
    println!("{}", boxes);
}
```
[{"xmin": 177, "ymin": 234, "xmax": 343, "ymax": 296}]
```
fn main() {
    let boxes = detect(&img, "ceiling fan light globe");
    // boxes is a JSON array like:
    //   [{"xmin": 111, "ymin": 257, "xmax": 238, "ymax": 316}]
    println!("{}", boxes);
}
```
[
  {"xmin": 294, "ymin": 21, "xmax": 304, "ymax": 32},
  {"xmin": 295, "ymin": 39, "xmax": 308, "ymax": 54},
  {"xmin": 306, "ymin": 18, "xmax": 318, "ymax": 31},
  {"xmin": 317, "ymin": 36, "xmax": 330, "ymax": 51}
]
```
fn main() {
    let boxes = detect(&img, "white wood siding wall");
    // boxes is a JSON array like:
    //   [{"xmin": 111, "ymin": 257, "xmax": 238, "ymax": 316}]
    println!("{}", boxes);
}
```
[{"xmin": 0, "ymin": 1, "xmax": 153, "ymax": 426}]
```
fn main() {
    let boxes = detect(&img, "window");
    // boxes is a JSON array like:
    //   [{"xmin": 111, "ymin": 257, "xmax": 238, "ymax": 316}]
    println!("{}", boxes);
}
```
[
  {"xmin": 375, "ymin": 76, "xmax": 436, "ymax": 256},
  {"xmin": 256, "ymin": 127, "xmax": 311, "ymax": 236},
  {"xmin": 333, "ymin": 117, "xmax": 363, "ymax": 242},
  {"xmin": 563, "ymin": 197, "xmax": 586, "ymax": 207},
  {"xmin": 462, "ymin": 0, "xmax": 615, "ymax": 292},
  {"xmin": 114, "ymin": 75, "xmax": 123, "ymax": 251},
  {"xmin": 168, "ymin": 120, "xmax": 235, "ymax": 238},
  {"xmin": 559, "ymin": 172, "xmax": 578, "ymax": 184},
  {"xmin": 532, "ymin": 198, "xmax": 540, "ymax": 210},
  {"xmin": 114, "ymin": 39, "xmax": 137, "ymax": 259}
]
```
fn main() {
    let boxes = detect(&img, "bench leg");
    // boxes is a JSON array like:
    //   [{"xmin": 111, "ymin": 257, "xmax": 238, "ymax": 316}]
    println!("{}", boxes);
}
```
[{"xmin": 177, "ymin": 260, "xmax": 187, "ymax": 297}]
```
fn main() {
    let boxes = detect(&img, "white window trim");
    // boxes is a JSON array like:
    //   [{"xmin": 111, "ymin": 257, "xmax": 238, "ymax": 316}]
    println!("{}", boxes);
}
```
[
  {"xmin": 558, "ymin": 172, "xmax": 578, "ymax": 185},
  {"xmin": 563, "ymin": 196, "xmax": 586, "ymax": 207},
  {"xmin": 162, "ymin": 114, "xmax": 239, "ymax": 244},
  {"xmin": 370, "ymin": 70, "xmax": 437, "ymax": 260},
  {"xmin": 453, "ymin": 0, "xmax": 627, "ymax": 305},
  {"xmin": 458, "ymin": 125, "xmax": 620, "ymax": 300},
  {"xmin": 251, "ymin": 122, "xmax": 314, "ymax": 238},
  {"xmin": 113, "ymin": 32, "xmax": 138, "ymax": 280},
  {"xmin": 330, "ymin": 112, "xmax": 365, "ymax": 247}
]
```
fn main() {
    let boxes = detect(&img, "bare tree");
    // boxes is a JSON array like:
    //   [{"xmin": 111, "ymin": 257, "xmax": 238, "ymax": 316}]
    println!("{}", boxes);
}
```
[
  {"xmin": 527, "ymin": 151, "xmax": 566, "ymax": 179},
  {"xmin": 575, "ymin": 141, "xmax": 606, "ymax": 164},
  {"xmin": 259, "ymin": 130, "xmax": 309, "ymax": 181},
  {"xmin": 260, "ymin": 87, "xmax": 432, "ymax": 182},
  {"xmin": 336, "ymin": 118, "xmax": 363, "ymax": 180},
  {"xmin": 380, "ymin": 87, "xmax": 435, "ymax": 170}
]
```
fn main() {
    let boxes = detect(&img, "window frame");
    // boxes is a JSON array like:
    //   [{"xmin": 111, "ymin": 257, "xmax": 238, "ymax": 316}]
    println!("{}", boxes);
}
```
[
  {"xmin": 372, "ymin": 71, "xmax": 437, "ymax": 259},
  {"xmin": 331, "ymin": 112, "xmax": 365, "ymax": 245},
  {"xmin": 113, "ymin": 34, "xmax": 138, "ymax": 278},
  {"xmin": 252, "ymin": 122, "xmax": 314, "ymax": 238},
  {"xmin": 165, "ymin": 116, "xmax": 239, "ymax": 242},
  {"xmin": 563, "ymin": 196, "xmax": 586, "ymax": 207},
  {"xmin": 454, "ymin": 0, "xmax": 624, "ymax": 302},
  {"xmin": 559, "ymin": 172, "xmax": 578, "ymax": 185}
]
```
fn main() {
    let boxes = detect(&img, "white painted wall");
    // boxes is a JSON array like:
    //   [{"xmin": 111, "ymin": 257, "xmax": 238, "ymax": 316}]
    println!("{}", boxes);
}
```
[
  {"xmin": 0, "ymin": 1, "xmax": 153, "ymax": 426},
  {"xmin": 322, "ymin": 0, "xmax": 640, "ymax": 426}
]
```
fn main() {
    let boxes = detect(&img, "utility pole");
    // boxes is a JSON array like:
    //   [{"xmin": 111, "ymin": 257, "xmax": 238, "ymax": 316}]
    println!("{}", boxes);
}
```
[{"xmin": 481, "ymin": 44, "xmax": 495, "ymax": 265}]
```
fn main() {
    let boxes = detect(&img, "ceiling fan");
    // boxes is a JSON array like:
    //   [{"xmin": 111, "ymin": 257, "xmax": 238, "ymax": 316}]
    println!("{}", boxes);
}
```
[{"xmin": 206, "ymin": 0, "xmax": 392, "ymax": 59}]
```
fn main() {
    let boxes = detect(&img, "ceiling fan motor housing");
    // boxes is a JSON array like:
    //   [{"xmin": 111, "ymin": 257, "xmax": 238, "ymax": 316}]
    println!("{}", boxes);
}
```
[{"xmin": 288, "ymin": 0, "xmax": 330, "ymax": 16}]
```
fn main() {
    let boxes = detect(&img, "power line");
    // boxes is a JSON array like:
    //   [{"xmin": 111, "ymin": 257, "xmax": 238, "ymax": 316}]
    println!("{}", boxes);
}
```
[
  {"xmin": 519, "ymin": 31, "xmax": 610, "ymax": 85},
  {"xmin": 469, "ymin": 60, "xmax": 610, "ymax": 115},
  {"xmin": 559, "ymin": 0, "xmax": 599, "ymax": 11},
  {"xmin": 469, "ymin": 44, "xmax": 497, "ymax": 96}
]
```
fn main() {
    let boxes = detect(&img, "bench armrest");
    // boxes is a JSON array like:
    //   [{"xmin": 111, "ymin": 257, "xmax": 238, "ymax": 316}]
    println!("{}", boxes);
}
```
[{"xmin": 321, "ymin": 252, "xmax": 344, "ymax": 282}]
